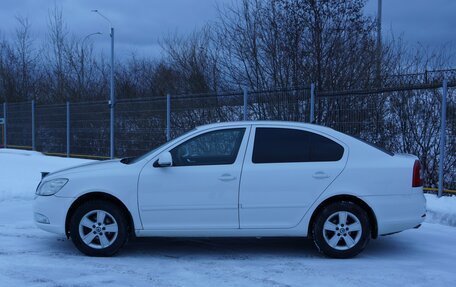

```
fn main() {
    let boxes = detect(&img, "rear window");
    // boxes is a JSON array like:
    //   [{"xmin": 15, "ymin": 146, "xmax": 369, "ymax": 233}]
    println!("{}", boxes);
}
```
[
  {"xmin": 351, "ymin": 136, "xmax": 394, "ymax": 156},
  {"xmin": 252, "ymin": 128, "xmax": 344, "ymax": 164}
]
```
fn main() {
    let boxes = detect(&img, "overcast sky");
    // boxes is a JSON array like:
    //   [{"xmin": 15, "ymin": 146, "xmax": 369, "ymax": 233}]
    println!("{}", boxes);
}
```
[{"xmin": 0, "ymin": 0, "xmax": 454, "ymax": 60}]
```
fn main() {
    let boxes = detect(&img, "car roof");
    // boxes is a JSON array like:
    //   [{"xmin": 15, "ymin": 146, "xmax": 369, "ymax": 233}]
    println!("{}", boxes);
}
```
[{"xmin": 196, "ymin": 120, "xmax": 335, "ymax": 133}]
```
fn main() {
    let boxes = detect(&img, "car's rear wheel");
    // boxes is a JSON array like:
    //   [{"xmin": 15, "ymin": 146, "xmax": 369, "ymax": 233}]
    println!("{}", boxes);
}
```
[
  {"xmin": 70, "ymin": 200, "xmax": 128, "ymax": 256},
  {"xmin": 312, "ymin": 201, "xmax": 370, "ymax": 258}
]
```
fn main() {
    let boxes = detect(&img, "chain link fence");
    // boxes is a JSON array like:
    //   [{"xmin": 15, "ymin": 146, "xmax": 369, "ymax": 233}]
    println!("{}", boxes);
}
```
[
  {"xmin": 5, "ymin": 102, "xmax": 32, "ymax": 149},
  {"xmin": 116, "ymin": 97, "xmax": 167, "ymax": 158},
  {"xmin": 36, "ymin": 103, "xmax": 66, "ymax": 155},
  {"xmin": 0, "ymin": 78, "xmax": 454, "ymax": 192},
  {"xmin": 170, "ymin": 92, "xmax": 244, "ymax": 138}
]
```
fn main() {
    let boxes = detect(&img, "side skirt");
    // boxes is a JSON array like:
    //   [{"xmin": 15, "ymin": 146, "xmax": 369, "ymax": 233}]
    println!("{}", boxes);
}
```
[{"xmin": 135, "ymin": 228, "xmax": 307, "ymax": 238}]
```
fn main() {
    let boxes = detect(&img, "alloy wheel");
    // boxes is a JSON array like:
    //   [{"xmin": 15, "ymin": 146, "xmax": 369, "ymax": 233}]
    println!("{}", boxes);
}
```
[
  {"xmin": 78, "ymin": 210, "xmax": 119, "ymax": 249},
  {"xmin": 322, "ymin": 211, "xmax": 362, "ymax": 251}
]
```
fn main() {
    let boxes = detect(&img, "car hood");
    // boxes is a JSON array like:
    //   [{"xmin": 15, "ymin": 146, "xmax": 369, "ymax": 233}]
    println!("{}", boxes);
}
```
[{"xmin": 44, "ymin": 159, "xmax": 122, "ymax": 178}]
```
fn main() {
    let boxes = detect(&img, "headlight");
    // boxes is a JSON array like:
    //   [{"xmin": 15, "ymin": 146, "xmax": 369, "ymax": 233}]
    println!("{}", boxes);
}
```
[{"xmin": 36, "ymin": 178, "xmax": 69, "ymax": 196}]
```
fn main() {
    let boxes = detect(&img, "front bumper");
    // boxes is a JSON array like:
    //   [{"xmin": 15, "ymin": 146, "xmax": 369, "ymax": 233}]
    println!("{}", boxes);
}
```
[
  {"xmin": 362, "ymin": 192, "xmax": 426, "ymax": 236},
  {"xmin": 33, "ymin": 195, "xmax": 75, "ymax": 235}
]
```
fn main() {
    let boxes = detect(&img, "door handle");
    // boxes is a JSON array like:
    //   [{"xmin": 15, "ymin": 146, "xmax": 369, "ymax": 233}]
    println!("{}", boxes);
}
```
[
  {"xmin": 312, "ymin": 172, "xmax": 330, "ymax": 179},
  {"xmin": 218, "ymin": 174, "xmax": 237, "ymax": 182}
]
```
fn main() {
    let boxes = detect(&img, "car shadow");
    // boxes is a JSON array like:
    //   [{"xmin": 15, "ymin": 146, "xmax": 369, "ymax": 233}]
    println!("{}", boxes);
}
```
[
  {"xmin": 121, "ymin": 235, "xmax": 414, "ymax": 259},
  {"xmin": 43, "ymin": 233, "xmax": 418, "ymax": 260},
  {"xmin": 121, "ymin": 237, "xmax": 321, "ymax": 259}
]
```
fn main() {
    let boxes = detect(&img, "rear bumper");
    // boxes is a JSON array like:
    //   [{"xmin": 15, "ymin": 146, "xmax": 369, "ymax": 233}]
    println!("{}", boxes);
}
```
[
  {"xmin": 361, "ymin": 192, "xmax": 426, "ymax": 236},
  {"xmin": 33, "ymin": 195, "xmax": 74, "ymax": 235}
]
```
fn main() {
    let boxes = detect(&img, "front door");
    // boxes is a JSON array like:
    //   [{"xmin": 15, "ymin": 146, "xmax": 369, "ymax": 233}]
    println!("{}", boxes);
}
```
[{"xmin": 138, "ymin": 126, "xmax": 250, "ymax": 230}]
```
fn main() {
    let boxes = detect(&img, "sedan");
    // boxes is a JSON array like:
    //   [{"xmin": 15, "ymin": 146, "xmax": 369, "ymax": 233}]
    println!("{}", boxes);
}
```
[{"xmin": 34, "ymin": 121, "xmax": 426, "ymax": 258}]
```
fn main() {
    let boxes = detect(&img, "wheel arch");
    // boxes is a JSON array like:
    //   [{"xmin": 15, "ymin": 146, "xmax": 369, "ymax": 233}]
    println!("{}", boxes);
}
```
[
  {"xmin": 65, "ymin": 192, "xmax": 135, "ymax": 239},
  {"xmin": 308, "ymin": 194, "xmax": 378, "ymax": 239}
]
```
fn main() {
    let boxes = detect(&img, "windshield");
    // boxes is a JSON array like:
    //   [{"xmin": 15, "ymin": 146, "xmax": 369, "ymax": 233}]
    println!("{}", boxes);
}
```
[{"xmin": 121, "ymin": 128, "xmax": 197, "ymax": 164}]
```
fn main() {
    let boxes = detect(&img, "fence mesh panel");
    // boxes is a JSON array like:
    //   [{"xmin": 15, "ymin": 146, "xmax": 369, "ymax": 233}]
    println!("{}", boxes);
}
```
[
  {"xmin": 36, "ymin": 104, "xmax": 66, "ymax": 154},
  {"xmin": 6, "ymin": 102, "xmax": 32, "ymax": 149},
  {"xmin": 249, "ymin": 88, "xmax": 311, "ymax": 121},
  {"xmin": 116, "ymin": 97, "xmax": 167, "ymax": 158},
  {"xmin": 170, "ymin": 93, "xmax": 244, "ymax": 138},
  {"xmin": 70, "ymin": 102, "xmax": 110, "ymax": 158},
  {"xmin": 316, "ymin": 88, "xmax": 445, "ymax": 189}
]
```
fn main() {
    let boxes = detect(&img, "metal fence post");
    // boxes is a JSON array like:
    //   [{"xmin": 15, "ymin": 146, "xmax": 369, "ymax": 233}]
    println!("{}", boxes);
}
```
[
  {"xmin": 243, "ymin": 87, "xmax": 248, "ymax": 121},
  {"xmin": 31, "ymin": 100, "xmax": 35, "ymax": 150},
  {"xmin": 438, "ymin": 79, "xmax": 448, "ymax": 197},
  {"xmin": 166, "ymin": 94, "xmax": 171, "ymax": 141},
  {"xmin": 310, "ymin": 83, "xmax": 315, "ymax": 123},
  {"xmin": 2, "ymin": 103, "xmax": 6, "ymax": 148},
  {"xmin": 66, "ymin": 101, "xmax": 70, "ymax": 157},
  {"xmin": 110, "ymin": 100, "xmax": 115, "ymax": 159}
]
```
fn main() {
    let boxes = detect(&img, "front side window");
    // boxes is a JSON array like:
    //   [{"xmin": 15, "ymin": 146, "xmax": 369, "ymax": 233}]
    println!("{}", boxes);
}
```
[
  {"xmin": 170, "ymin": 128, "xmax": 245, "ymax": 166},
  {"xmin": 252, "ymin": 128, "xmax": 344, "ymax": 164}
]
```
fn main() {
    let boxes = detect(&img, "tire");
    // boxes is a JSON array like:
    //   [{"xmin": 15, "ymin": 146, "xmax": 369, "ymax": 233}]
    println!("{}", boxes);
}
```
[
  {"xmin": 312, "ymin": 201, "xmax": 370, "ymax": 259},
  {"xmin": 70, "ymin": 200, "xmax": 128, "ymax": 256}
]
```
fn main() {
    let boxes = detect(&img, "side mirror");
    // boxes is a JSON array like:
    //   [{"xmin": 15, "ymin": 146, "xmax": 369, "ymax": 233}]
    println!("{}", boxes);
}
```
[{"xmin": 155, "ymin": 151, "xmax": 173, "ymax": 167}]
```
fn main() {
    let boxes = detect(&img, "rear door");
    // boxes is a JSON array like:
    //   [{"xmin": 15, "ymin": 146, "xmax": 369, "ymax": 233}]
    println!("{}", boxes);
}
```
[{"xmin": 239, "ymin": 125, "xmax": 348, "ymax": 228}]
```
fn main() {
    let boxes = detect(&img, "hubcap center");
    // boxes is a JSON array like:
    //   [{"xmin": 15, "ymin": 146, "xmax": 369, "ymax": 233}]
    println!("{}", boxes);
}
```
[
  {"xmin": 339, "ymin": 228, "xmax": 346, "ymax": 234},
  {"xmin": 95, "ymin": 227, "xmax": 102, "ymax": 232}
]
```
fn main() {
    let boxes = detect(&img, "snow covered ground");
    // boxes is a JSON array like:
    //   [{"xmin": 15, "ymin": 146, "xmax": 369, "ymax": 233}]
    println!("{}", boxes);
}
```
[{"xmin": 0, "ymin": 149, "xmax": 455, "ymax": 287}]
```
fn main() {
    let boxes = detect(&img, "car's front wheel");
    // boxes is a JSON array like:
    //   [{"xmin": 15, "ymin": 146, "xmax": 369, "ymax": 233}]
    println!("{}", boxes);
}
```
[
  {"xmin": 312, "ymin": 201, "xmax": 371, "ymax": 258},
  {"xmin": 70, "ymin": 200, "xmax": 128, "ymax": 256}
]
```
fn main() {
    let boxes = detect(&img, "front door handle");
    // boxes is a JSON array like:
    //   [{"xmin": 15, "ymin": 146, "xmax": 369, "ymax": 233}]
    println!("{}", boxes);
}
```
[
  {"xmin": 313, "ymin": 171, "xmax": 330, "ymax": 179},
  {"xmin": 218, "ymin": 174, "xmax": 237, "ymax": 182}
]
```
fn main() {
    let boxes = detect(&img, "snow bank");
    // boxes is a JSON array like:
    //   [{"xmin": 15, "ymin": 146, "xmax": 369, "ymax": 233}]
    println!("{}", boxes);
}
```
[
  {"xmin": 425, "ymin": 194, "xmax": 456, "ymax": 227},
  {"xmin": 0, "ymin": 149, "xmax": 92, "ymax": 201}
]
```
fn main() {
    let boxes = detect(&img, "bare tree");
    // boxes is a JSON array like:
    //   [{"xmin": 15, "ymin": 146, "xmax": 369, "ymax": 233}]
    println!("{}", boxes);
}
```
[
  {"xmin": 14, "ymin": 16, "xmax": 37, "ymax": 101},
  {"xmin": 161, "ymin": 28, "xmax": 222, "ymax": 94},
  {"xmin": 46, "ymin": 5, "xmax": 69, "ymax": 102}
]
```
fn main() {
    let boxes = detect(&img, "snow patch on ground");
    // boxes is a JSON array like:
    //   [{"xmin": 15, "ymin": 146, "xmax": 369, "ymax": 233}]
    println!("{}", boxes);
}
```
[
  {"xmin": 425, "ymin": 194, "xmax": 456, "ymax": 227},
  {"xmin": 0, "ymin": 149, "xmax": 91, "ymax": 201}
]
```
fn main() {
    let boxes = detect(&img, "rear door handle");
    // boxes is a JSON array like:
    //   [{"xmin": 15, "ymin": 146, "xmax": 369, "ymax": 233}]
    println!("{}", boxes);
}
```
[
  {"xmin": 218, "ymin": 174, "xmax": 237, "ymax": 182},
  {"xmin": 312, "ymin": 172, "xmax": 330, "ymax": 179}
]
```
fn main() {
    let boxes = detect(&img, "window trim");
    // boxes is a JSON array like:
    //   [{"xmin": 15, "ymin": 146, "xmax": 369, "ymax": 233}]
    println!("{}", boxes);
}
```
[
  {"xmin": 251, "ymin": 126, "xmax": 346, "ymax": 164},
  {"xmin": 167, "ymin": 127, "xmax": 248, "ymax": 167}
]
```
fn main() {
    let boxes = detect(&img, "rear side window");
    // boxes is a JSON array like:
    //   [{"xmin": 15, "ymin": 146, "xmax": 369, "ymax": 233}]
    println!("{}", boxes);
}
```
[{"xmin": 252, "ymin": 128, "xmax": 344, "ymax": 164}]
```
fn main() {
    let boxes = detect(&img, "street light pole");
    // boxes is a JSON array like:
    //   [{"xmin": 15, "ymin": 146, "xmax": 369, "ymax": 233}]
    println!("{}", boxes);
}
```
[
  {"xmin": 110, "ymin": 27, "xmax": 115, "ymax": 158},
  {"xmin": 92, "ymin": 10, "xmax": 115, "ymax": 159}
]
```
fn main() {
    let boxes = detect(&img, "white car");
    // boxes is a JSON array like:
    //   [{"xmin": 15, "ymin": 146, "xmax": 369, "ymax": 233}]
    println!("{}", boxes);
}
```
[{"xmin": 34, "ymin": 121, "xmax": 426, "ymax": 258}]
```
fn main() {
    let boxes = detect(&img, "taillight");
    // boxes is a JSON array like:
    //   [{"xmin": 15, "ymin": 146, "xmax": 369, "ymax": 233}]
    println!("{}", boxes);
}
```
[{"xmin": 412, "ymin": 160, "xmax": 423, "ymax": 187}]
